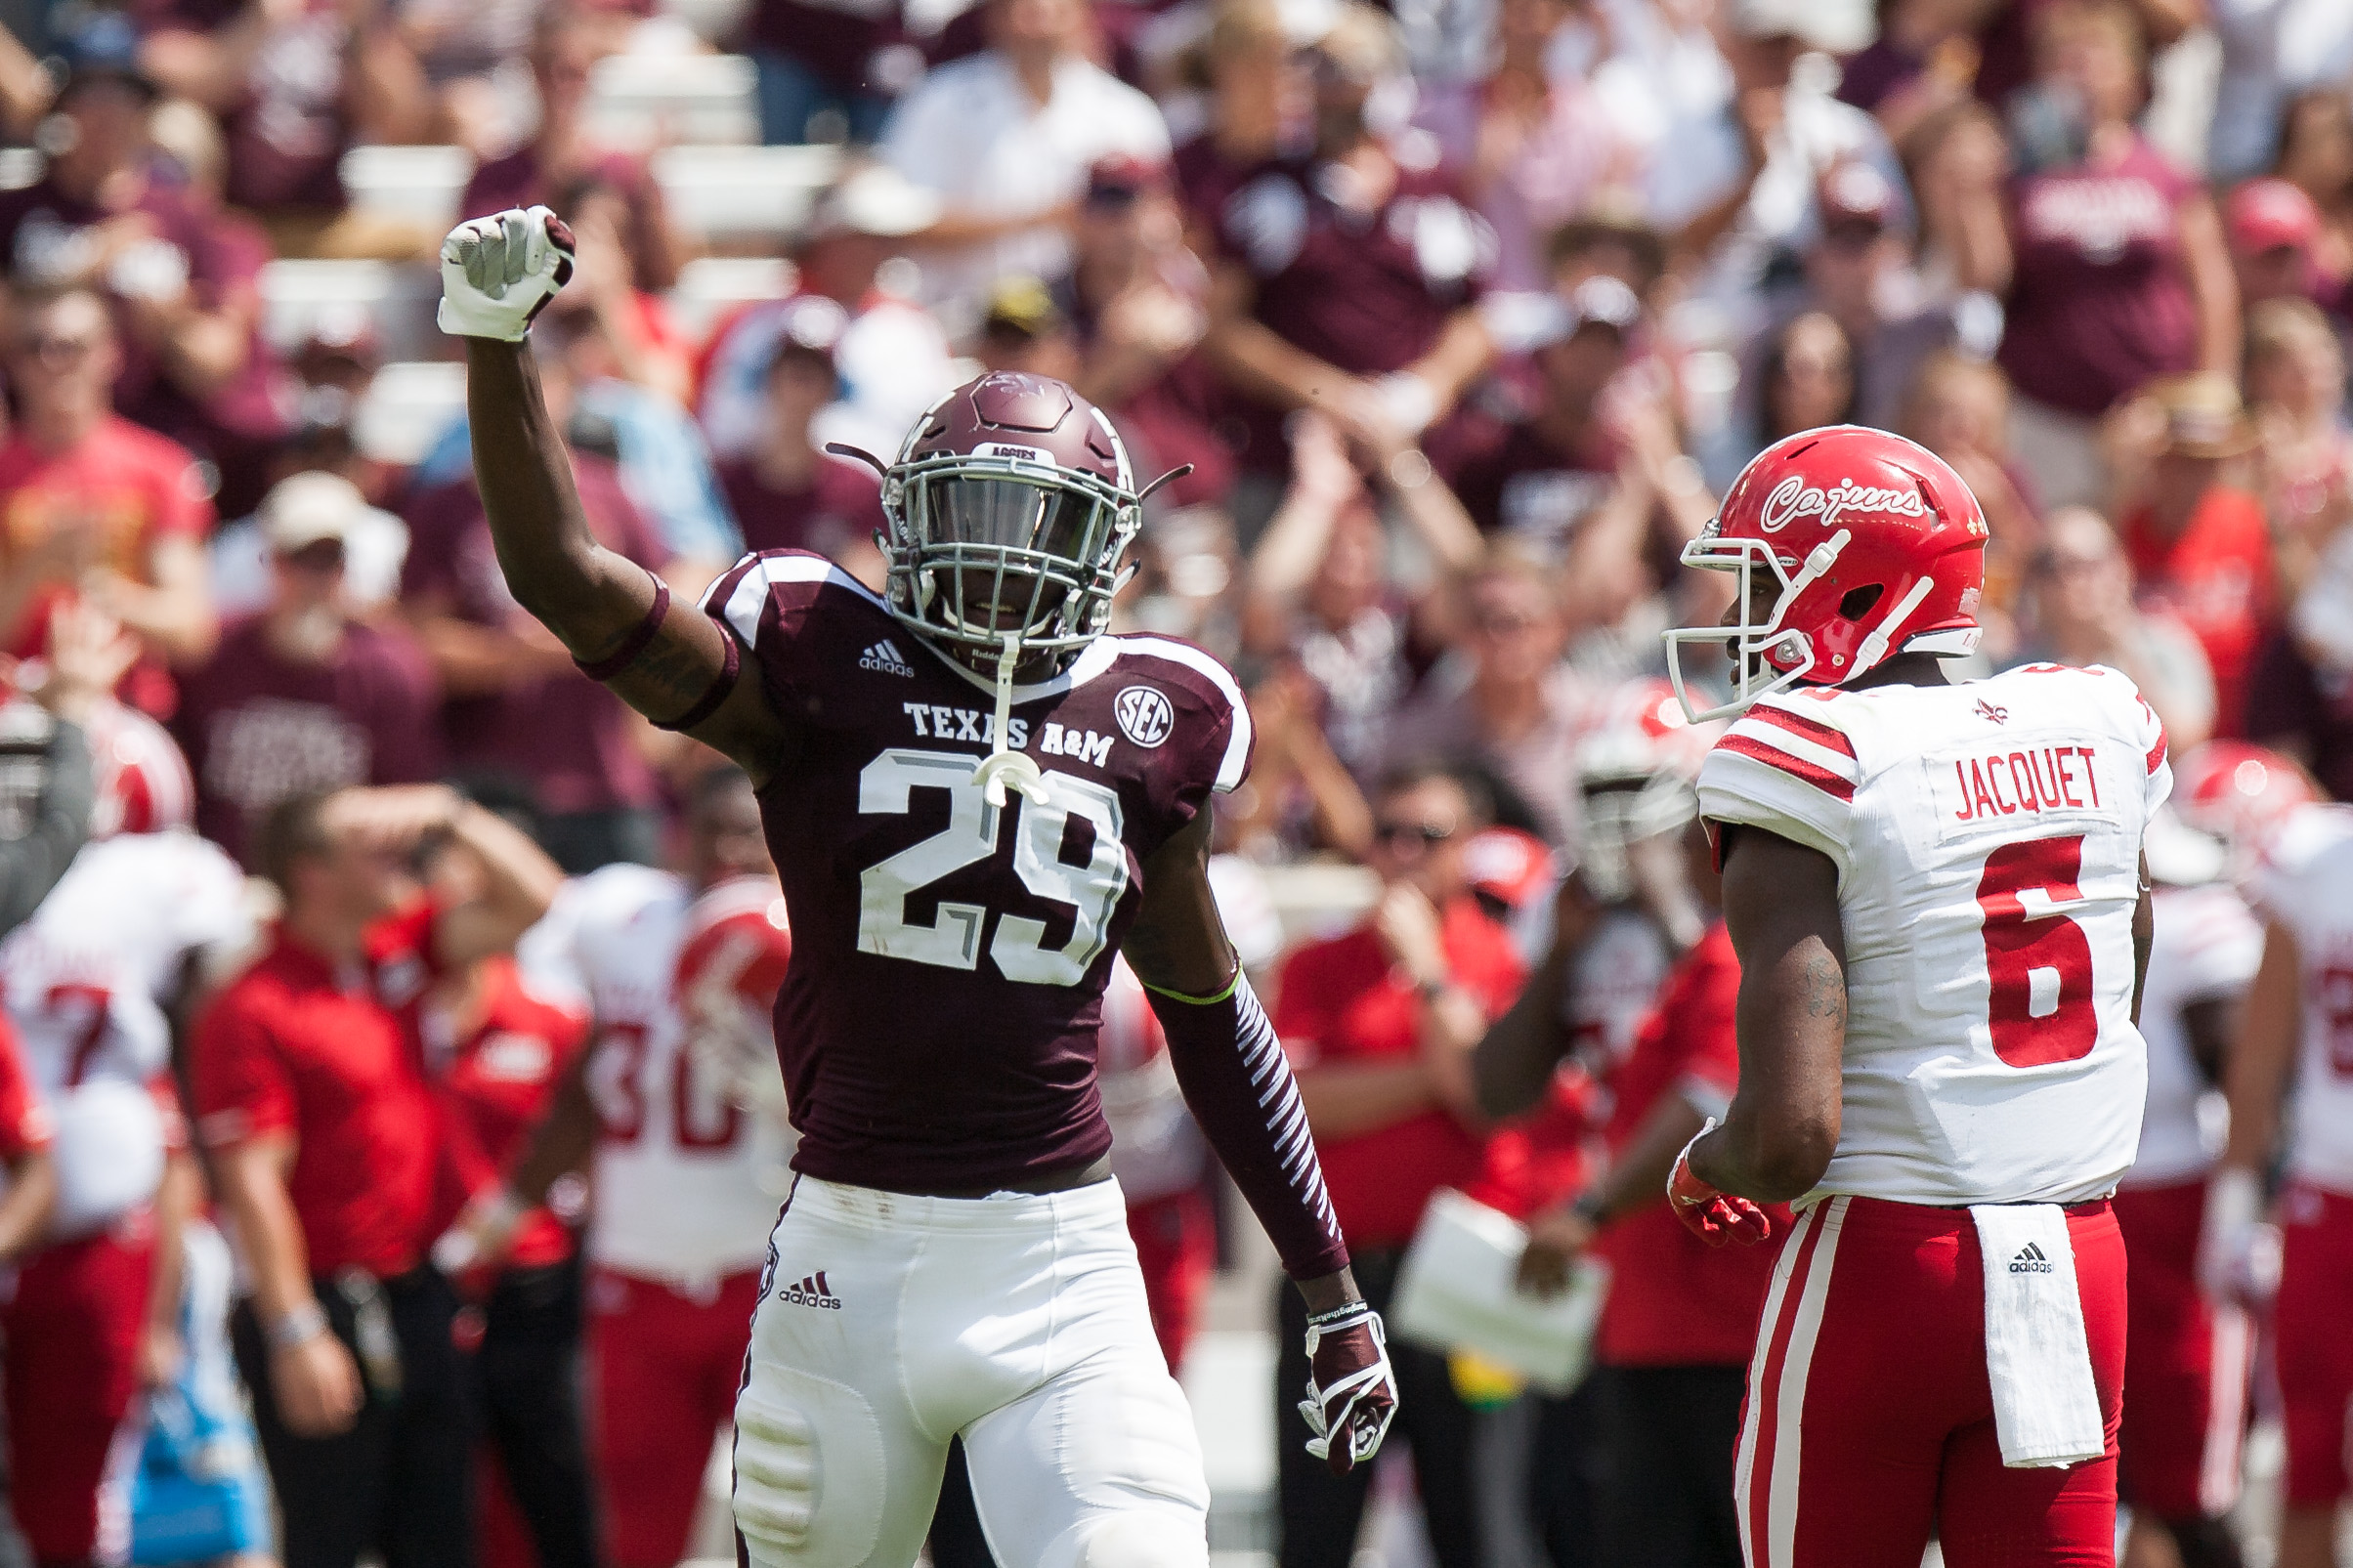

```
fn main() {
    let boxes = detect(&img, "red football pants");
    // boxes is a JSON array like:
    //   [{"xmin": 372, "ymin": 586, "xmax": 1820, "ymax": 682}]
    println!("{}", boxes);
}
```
[
  {"xmin": 1126, "ymin": 1187, "xmax": 1215, "ymax": 1376},
  {"xmin": 4, "ymin": 1217, "xmax": 155, "ymax": 1565},
  {"xmin": 2276, "ymin": 1180, "xmax": 2353, "ymax": 1508},
  {"xmin": 2113, "ymin": 1180, "xmax": 2249, "ymax": 1519},
  {"xmin": 586, "ymin": 1266, "xmax": 760, "ymax": 1568},
  {"xmin": 1735, "ymin": 1195, "xmax": 2125, "ymax": 1568}
]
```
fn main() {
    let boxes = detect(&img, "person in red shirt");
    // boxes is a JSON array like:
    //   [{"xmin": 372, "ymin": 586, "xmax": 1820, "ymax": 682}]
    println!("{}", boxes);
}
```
[
  {"xmin": 1274, "ymin": 764, "xmax": 1524, "ymax": 1568},
  {"xmin": 428, "ymin": 931, "xmax": 596, "ymax": 1568},
  {"xmin": 2114, "ymin": 373, "xmax": 2276, "ymax": 738},
  {"xmin": 192, "ymin": 784, "xmax": 561, "ymax": 1568},
  {"xmin": 0, "ymin": 286, "xmax": 217, "ymax": 710},
  {"xmin": 1482, "ymin": 821, "xmax": 1783, "ymax": 1568}
]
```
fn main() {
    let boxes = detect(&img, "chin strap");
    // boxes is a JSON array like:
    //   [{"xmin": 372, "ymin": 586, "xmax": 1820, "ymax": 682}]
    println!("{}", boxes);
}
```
[{"xmin": 971, "ymin": 630, "xmax": 1048, "ymax": 808}]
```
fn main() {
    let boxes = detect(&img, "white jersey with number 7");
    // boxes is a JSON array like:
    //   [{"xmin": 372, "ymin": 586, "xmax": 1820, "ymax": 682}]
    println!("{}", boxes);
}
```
[{"xmin": 1695, "ymin": 661, "xmax": 2171, "ymax": 1207}]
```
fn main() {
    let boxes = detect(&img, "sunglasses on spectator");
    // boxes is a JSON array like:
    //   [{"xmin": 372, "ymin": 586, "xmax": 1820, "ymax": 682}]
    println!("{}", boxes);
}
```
[
  {"xmin": 1474, "ymin": 611, "xmax": 1541, "ymax": 635},
  {"xmin": 2031, "ymin": 549, "xmax": 2108, "ymax": 578},
  {"xmin": 16, "ymin": 333, "xmax": 97, "ymax": 363},
  {"xmin": 1374, "ymin": 819, "xmax": 1456, "ymax": 849},
  {"xmin": 278, "ymin": 538, "xmax": 348, "ymax": 572},
  {"xmin": 1820, "ymin": 221, "xmax": 1883, "ymax": 251}
]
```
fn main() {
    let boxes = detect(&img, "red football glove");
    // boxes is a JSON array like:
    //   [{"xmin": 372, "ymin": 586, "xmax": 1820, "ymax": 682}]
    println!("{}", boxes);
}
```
[
  {"xmin": 1298, "ymin": 1302, "xmax": 1398, "ymax": 1476},
  {"xmin": 1666, "ymin": 1121, "xmax": 1773, "ymax": 1248}
]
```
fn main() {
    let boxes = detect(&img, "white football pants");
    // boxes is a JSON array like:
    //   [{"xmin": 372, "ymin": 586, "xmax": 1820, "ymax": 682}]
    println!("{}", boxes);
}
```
[{"xmin": 731, "ymin": 1174, "xmax": 1211, "ymax": 1568}]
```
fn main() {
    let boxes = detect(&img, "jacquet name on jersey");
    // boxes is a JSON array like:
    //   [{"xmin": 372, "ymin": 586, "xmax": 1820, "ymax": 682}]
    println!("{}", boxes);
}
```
[{"xmin": 1946, "ymin": 744, "xmax": 2105, "ymax": 824}]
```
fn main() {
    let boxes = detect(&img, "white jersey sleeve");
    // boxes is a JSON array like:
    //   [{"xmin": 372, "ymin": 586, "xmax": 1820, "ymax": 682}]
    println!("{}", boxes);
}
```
[
  {"xmin": 1705, "ymin": 665, "xmax": 2167, "ymax": 1207},
  {"xmin": 2245, "ymin": 803, "xmax": 2353, "ymax": 1193},
  {"xmin": 1696, "ymin": 695, "xmax": 1862, "ymax": 884}
]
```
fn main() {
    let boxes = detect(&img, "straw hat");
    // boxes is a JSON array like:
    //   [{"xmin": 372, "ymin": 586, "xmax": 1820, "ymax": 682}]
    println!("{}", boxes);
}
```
[{"xmin": 2143, "ymin": 372, "xmax": 2257, "ymax": 460}]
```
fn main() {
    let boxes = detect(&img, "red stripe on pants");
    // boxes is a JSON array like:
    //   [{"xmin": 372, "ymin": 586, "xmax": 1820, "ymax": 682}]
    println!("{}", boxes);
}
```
[{"xmin": 1734, "ymin": 1196, "xmax": 2126, "ymax": 1568}]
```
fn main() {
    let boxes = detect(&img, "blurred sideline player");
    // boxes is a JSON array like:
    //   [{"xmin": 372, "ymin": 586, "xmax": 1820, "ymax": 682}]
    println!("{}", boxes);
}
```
[
  {"xmin": 1468, "ymin": 679, "xmax": 1715, "ymax": 1565},
  {"xmin": 440, "ymin": 206, "xmax": 1393, "ymax": 1567},
  {"xmin": 2114, "ymin": 746, "xmax": 2313, "ymax": 1568},
  {"xmin": 0, "ymin": 973, "xmax": 54, "ymax": 1568},
  {"xmin": 0, "ymin": 700, "xmax": 252, "ymax": 1568},
  {"xmin": 1661, "ymin": 425, "xmax": 2166, "ymax": 1565},
  {"xmin": 448, "ymin": 766, "xmax": 794, "ymax": 1568},
  {"xmin": 2204, "ymin": 772, "xmax": 2353, "ymax": 1568}
]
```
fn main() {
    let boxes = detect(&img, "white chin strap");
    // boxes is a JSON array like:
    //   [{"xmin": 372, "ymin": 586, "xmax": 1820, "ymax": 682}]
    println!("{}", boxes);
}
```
[{"xmin": 971, "ymin": 630, "xmax": 1048, "ymax": 807}]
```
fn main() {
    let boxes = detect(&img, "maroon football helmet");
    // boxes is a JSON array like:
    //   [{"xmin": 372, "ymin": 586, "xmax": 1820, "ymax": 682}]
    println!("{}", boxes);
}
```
[{"xmin": 864, "ymin": 371, "xmax": 1144, "ymax": 668}]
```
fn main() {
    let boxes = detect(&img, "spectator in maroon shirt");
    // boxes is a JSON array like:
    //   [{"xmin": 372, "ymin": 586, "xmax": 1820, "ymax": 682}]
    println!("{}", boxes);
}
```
[
  {"xmin": 460, "ymin": 12, "xmax": 683, "ymax": 295},
  {"xmin": 1979, "ymin": 0, "xmax": 2238, "ymax": 511},
  {"xmin": 2270, "ymin": 86, "xmax": 2353, "ymax": 290},
  {"xmin": 744, "ymin": 0, "xmax": 908, "ymax": 145},
  {"xmin": 1168, "ymin": 0, "xmax": 1313, "ymax": 244},
  {"xmin": 175, "ymin": 472, "xmax": 443, "ymax": 867},
  {"xmin": 135, "ymin": 0, "xmax": 435, "ymax": 254},
  {"xmin": 1200, "ymin": 2, "xmax": 1494, "ymax": 510},
  {"xmin": 1059, "ymin": 156, "xmax": 1233, "ymax": 512},
  {"xmin": 1274, "ymin": 763, "xmax": 1521, "ymax": 1568},
  {"xmin": 0, "ymin": 16, "xmax": 294, "ymax": 519},
  {"xmin": 399, "ymin": 362, "xmax": 675, "ymax": 875},
  {"xmin": 712, "ymin": 297, "xmax": 885, "ymax": 565}
]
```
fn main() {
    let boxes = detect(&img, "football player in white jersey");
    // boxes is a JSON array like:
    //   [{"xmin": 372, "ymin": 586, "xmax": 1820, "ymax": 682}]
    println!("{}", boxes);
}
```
[
  {"xmin": 446, "ymin": 766, "xmax": 792, "ymax": 1568},
  {"xmin": 1657, "ymin": 426, "xmax": 2168, "ymax": 1568},
  {"xmin": 0, "ymin": 700, "xmax": 254, "ymax": 1568},
  {"xmin": 2205, "ymin": 773, "xmax": 2353, "ymax": 1568}
]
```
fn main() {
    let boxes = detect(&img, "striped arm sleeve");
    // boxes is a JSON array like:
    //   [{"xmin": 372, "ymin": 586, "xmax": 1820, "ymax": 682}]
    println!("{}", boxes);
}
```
[
  {"xmin": 1146, "ymin": 971, "xmax": 1348, "ymax": 1280},
  {"xmin": 1695, "ymin": 700, "xmax": 1861, "ymax": 884}
]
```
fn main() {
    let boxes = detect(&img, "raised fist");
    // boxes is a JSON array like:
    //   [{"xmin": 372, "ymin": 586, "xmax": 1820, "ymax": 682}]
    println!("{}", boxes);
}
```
[{"xmin": 438, "ymin": 206, "xmax": 577, "ymax": 342}]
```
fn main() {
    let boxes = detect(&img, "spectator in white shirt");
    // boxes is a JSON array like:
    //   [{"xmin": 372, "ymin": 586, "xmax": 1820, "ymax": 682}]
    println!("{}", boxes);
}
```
[{"xmin": 882, "ymin": 0, "xmax": 1171, "ymax": 320}]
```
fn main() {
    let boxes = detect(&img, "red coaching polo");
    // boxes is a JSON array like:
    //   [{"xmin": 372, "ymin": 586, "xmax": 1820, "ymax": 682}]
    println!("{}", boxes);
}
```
[
  {"xmin": 192, "ymin": 903, "xmax": 447, "ymax": 1280},
  {"xmin": 433, "ymin": 956, "xmax": 589, "ymax": 1272},
  {"xmin": 1273, "ymin": 895, "xmax": 1524, "ymax": 1251},
  {"xmin": 0, "ymin": 1014, "xmax": 49, "ymax": 1161},
  {"xmin": 1594, "ymin": 921, "xmax": 1786, "ymax": 1367}
]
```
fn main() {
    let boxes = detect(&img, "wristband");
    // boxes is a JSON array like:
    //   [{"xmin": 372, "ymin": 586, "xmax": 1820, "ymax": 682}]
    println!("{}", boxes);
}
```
[
  {"xmin": 270, "ymin": 1301, "xmax": 329, "ymax": 1350},
  {"xmin": 574, "ymin": 578, "xmax": 670, "ymax": 682},
  {"xmin": 651, "ymin": 621, "xmax": 742, "ymax": 733},
  {"xmin": 1306, "ymin": 1300, "xmax": 1376, "ymax": 1330}
]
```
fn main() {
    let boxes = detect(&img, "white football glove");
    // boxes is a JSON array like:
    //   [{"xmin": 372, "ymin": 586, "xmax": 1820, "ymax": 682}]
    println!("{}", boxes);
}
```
[
  {"xmin": 1298, "ymin": 1301, "xmax": 1398, "ymax": 1475},
  {"xmin": 438, "ymin": 206, "xmax": 576, "ymax": 342},
  {"xmin": 2196, "ymin": 1165, "xmax": 2280, "ymax": 1303}
]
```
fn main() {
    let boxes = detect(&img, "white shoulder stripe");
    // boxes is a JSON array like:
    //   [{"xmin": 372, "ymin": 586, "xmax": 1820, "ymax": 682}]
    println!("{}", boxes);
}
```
[
  {"xmin": 1114, "ymin": 635, "xmax": 1255, "ymax": 792},
  {"xmin": 710, "ymin": 551, "xmax": 887, "ymax": 649}
]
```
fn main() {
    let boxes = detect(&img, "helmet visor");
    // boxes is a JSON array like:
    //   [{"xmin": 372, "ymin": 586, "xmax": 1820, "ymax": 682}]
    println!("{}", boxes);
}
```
[{"xmin": 929, "ymin": 476, "xmax": 1095, "ymax": 558}]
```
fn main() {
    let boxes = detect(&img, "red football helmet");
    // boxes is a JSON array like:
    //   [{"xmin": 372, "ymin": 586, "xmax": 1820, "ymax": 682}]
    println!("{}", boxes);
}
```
[
  {"xmin": 1573, "ymin": 678, "xmax": 1715, "ymax": 902},
  {"xmin": 1664, "ymin": 426, "xmax": 1989, "ymax": 721},
  {"xmin": 850, "ymin": 371, "xmax": 1150, "ymax": 670},
  {"xmin": 2170, "ymin": 742, "xmax": 2318, "ymax": 870},
  {"xmin": 83, "ymin": 700, "xmax": 194, "ymax": 837},
  {"xmin": 674, "ymin": 875, "xmax": 792, "ymax": 1112}
]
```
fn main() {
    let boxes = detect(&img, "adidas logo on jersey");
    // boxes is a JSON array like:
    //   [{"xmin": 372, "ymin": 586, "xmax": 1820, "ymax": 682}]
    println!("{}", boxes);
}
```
[
  {"xmin": 2008, "ymin": 1243, "xmax": 2054, "ymax": 1275},
  {"xmin": 778, "ymin": 1271, "xmax": 843, "ymax": 1309},
  {"xmin": 860, "ymin": 641, "xmax": 916, "ymax": 678}
]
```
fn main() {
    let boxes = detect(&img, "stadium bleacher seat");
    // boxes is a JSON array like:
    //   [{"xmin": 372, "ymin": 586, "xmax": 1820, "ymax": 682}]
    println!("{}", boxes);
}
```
[
  {"xmin": 340, "ymin": 145, "xmax": 478, "ymax": 235},
  {"xmin": 259, "ymin": 258, "xmax": 445, "ymax": 363},
  {"xmin": 653, "ymin": 145, "xmax": 842, "ymax": 247},
  {"xmin": 585, "ymin": 52, "xmax": 760, "ymax": 152},
  {"xmin": 664, "ymin": 255, "xmax": 798, "ymax": 342},
  {"xmin": 355, "ymin": 360, "xmax": 469, "ymax": 468}
]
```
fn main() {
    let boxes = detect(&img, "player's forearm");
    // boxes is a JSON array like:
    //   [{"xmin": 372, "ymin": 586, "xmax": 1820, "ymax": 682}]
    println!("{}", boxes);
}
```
[
  {"xmin": 0, "ymin": 1150, "xmax": 51, "ymax": 1261},
  {"xmin": 506, "ymin": 1063, "xmax": 600, "ymax": 1207},
  {"xmin": 214, "ymin": 1141, "xmax": 318, "ymax": 1324},
  {"xmin": 1148, "ymin": 973, "xmax": 1352, "ymax": 1281},
  {"xmin": 1472, "ymin": 945, "xmax": 1577, "ymax": 1121},
  {"xmin": 463, "ymin": 339, "xmax": 662, "ymax": 659},
  {"xmin": 2219, "ymin": 923, "xmax": 2300, "ymax": 1172}
]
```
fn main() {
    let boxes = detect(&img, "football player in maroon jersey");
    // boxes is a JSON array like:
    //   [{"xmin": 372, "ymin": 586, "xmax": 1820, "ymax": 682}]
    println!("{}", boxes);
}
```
[{"xmin": 439, "ymin": 206, "xmax": 1393, "ymax": 1567}]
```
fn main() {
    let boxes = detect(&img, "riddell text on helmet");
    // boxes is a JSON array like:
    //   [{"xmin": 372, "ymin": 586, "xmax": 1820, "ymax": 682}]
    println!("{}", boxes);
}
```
[{"xmin": 1758, "ymin": 475, "xmax": 1931, "ymax": 533}]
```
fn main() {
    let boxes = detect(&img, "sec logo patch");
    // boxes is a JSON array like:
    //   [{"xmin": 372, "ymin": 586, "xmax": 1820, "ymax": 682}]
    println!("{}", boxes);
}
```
[{"xmin": 1114, "ymin": 686, "xmax": 1174, "ymax": 748}]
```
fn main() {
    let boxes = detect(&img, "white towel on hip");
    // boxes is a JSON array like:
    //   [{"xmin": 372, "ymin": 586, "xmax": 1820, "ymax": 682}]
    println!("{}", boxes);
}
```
[{"xmin": 1970, "ymin": 1203, "xmax": 2107, "ymax": 1468}]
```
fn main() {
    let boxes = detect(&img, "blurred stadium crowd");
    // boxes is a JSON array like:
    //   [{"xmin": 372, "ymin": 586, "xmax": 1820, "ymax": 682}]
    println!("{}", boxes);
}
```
[{"xmin": 0, "ymin": 0, "xmax": 2345, "ymax": 1561}]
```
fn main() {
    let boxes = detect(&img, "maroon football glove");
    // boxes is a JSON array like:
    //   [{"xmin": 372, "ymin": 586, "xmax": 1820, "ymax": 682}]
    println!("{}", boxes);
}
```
[
  {"xmin": 1667, "ymin": 1121, "xmax": 1773, "ymax": 1248},
  {"xmin": 1298, "ymin": 1302, "xmax": 1398, "ymax": 1476}
]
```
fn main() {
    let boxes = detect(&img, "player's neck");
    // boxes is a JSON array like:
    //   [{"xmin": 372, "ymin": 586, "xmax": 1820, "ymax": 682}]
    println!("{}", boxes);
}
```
[{"xmin": 1843, "ymin": 653, "xmax": 1952, "ymax": 693}]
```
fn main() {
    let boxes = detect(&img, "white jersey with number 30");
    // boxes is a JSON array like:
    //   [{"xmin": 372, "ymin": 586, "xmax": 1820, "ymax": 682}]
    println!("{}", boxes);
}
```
[
  {"xmin": 520, "ymin": 865, "xmax": 796, "ymax": 1284},
  {"xmin": 1696, "ymin": 663, "xmax": 2170, "ymax": 1207}
]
